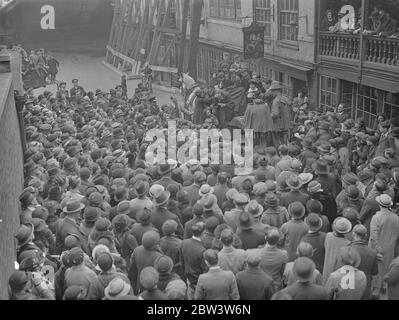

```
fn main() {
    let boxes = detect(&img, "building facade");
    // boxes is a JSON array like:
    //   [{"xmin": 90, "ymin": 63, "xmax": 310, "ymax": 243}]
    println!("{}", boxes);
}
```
[
  {"xmin": 193, "ymin": 0, "xmax": 318, "ymax": 104},
  {"xmin": 317, "ymin": 0, "xmax": 399, "ymax": 128}
]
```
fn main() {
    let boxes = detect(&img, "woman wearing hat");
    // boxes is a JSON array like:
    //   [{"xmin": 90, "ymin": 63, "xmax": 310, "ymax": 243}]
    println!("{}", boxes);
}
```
[
  {"xmin": 325, "ymin": 247, "xmax": 367, "ymax": 300},
  {"xmin": 369, "ymin": 194, "xmax": 399, "ymax": 298},
  {"xmin": 322, "ymin": 217, "xmax": 352, "ymax": 284},
  {"xmin": 262, "ymin": 193, "xmax": 289, "ymax": 228}
]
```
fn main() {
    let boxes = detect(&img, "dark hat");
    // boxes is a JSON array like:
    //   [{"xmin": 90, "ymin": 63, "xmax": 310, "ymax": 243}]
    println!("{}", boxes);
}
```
[
  {"xmin": 312, "ymin": 160, "xmax": 329, "ymax": 175},
  {"xmin": 342, "ymin": 173, "xmax": 358, "ymax": 185},
  {"xmin": 97, "ymin": 252, "xmax": 114, "ymax": 271},
  {"xmin": 154, "ymin": 255, "xmax": 174, "ymax": 274},
  {"xmin": 346, "ymin": 185, "xmax": 360, "ymax": 200},
  {"xmin": 95, "ymin": 218, "xmax": 111, "ymax": 232},
  {"xmin": 64, "ymin": 234, "xmax": 81, "ymax": 250},
  {"xmin": 342, "ymin": 207, "xmax": 360, "ymax": 224},
  {"xmin": 205, "ymin": 216, "xmax": 219, "ymax": 232},
  {"xmin": 19, "ymin": 250, "xmax": 43, "ymax": 271},
  {"xmin": 288, "ymin": 202, "xmax": 306, "ymax": 219},
  {"xmin": 162, "ymin": 219, "xmax": 178, "ymax": 236},
  {"xmin": 88, "ymin": 192, "xmax": 103, "ymax": 206},
  {"xmin": 358, "ymin": 169, "xmax": 374, "ymax": 183},
  {"xmin": 32, "ymin": 206, "xmax": 49, "ymax": 221},
  {"xmin": 202, "ymin": 196, "xmax": 217, "ymax": 211},
  {"xmin": 15, "ymin": 224, "xmax": 34, "ymax": 247},
  {"xmin": 305, "ymin": 213, "xmax": 323, "ymax": 231},
  {"xmin": 192, "ymin": 203, "xmax": 204, "ymax": 216},
  {"xmin": 134, "ymin": 180, "xmax": 149, "ymax": 197},
  {"xmin": 265, "ymin": 193, "xmax": 279, "ymax": 207},
  {"xmin": 63, "ymin": 199, "xmax": 85, "ymax": 214},
  {"xmin": 158, "ymin": 164, "xmax": 172, "ymax": 176},
  {"xmin": 238, "ymin": 211, "xmax": 254, "ymax": 230},
  {"xmin": 68, "ymin": 247, "xmax": 84, "ymax": 265},
  {"xmin": 83, "ymin": 207, "xmax": 100, "ymax": 222},
  {"xmin": 9, "ymin": 270, "xmax": 31, "ymax": 292},
  {"xmin": 32, "ymin": 218, "xmax": 46, "ymax": 233},
  {"xmin": 245, "ymin": 200, "xmax": 263, "ymax": 218},
  {"xmin": 154, "ymin": 191, "xmax": 170, "ymax": 207},
  {"xmin": 140, "ymin": 267, "xmax": 159, "ymax": 290},
  {"xmin": 293, "ymin": 257, "xmax": 316, "ymax": 283},
  {"xmin": 112, "ymin": 214, "xmax": 131, "ymax": 232},
  {"xmin": 306, "ymin": 199, "xmax": 323, "ymax": 214},
  {"xmin": 63, "ymin": 285, "xmax": 88, "ymax": 300}
]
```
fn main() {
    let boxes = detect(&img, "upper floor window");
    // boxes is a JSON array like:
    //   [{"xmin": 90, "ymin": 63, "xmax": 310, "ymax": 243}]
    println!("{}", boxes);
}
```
[
  {"xmin": 210, "ymin": 0, "xmax": 241, "ymax": 20},
  {"xmin": 279, "ymin": 0, "xmax": 298, "ymax": 42},
  {"xmin": 254, "ymin": 0, "xmax": 271, "ymax": 37}
]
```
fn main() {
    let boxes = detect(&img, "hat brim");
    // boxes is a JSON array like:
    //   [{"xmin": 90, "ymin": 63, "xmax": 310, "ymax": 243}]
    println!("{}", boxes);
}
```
[
  {"xmin": 286, "ymin": 182, "xmax": 303, "ymax": 190},
  {"xmin": 305, "ymin": 216, "xmax": 323, "ymax": 231},
  {"xmin": 17, "ymin": 223, "xmax": 34, "ymax": 247},
  {"xmin": 199, "ymin": 187, "xmax": 214, "ymax": 197},
  {"xmin": 154, "ymin": 191, "xmax": 171, "ymax": 207},
  {"xmin": 104, "ymin": 282, "xmax": 131, "ymax": 300},
  {"xmin": 63, "ymin": 203, "xmax": 85, "ymax": 214}
]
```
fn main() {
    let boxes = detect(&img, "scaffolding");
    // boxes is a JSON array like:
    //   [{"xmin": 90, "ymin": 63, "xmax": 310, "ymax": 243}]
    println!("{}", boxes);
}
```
[{"xmin": 104, "ymin": 0, "xmax": 192, "ymax": 87}]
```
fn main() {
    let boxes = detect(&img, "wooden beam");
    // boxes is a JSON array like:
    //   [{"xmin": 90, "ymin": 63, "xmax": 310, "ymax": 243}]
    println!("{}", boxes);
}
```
[
  {"xmin": 178, "ymin": 0, "xmax": 189, "ymax": 74},
  {"xmin": 149, "ymin": 65, "xmax": 178, "ymax": 73},
  {"xmin": 188, "ymin": 0, "xmax": 204, "ymax": 80}
]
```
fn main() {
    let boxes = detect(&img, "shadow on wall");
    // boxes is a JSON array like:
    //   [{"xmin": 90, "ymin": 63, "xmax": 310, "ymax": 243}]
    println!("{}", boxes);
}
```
[{"xmin": 0, "ymin": 62, "xmax": 24, "ymax": 300}]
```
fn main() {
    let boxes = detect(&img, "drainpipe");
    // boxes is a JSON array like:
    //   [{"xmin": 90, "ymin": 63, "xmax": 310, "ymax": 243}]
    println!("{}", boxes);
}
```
[
  {"xmin": 313, "ymin": 0, "xmax": 320, "ymax": 110},
  {"xmin": 358, "ymin": 0, "xmax": 366, "ymax": 86}
]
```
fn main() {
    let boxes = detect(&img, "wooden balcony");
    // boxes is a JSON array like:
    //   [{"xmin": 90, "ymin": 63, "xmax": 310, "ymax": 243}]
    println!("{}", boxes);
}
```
[
  {"xmin": 319, "ymin": 32, "xmax": 360, "ymax": 60},
  {"xmin": 319, "ymin": 31, "xmax": 399, "ymax": 66},
  {"xmin": 318, "ymin": 31, "xmax": 399, "ymax": 93}
]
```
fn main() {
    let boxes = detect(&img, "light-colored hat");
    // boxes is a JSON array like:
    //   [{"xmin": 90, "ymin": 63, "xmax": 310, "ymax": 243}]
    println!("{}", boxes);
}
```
[
  {"xmin": 104, "ymin": 278, "xmax": 131, "ymax": 300},
  {"xmin": 376, "ymin": 194, "xmax": 393, "ymax": 208}
]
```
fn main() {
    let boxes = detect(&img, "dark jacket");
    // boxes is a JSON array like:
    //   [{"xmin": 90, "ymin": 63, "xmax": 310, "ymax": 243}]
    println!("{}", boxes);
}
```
[
  {"xmin": 281, "ymin": 282, "xmax": 328, "ymax": 300},
  {"xmin": 385, "ymin": 256, "xmax": 399, "ymax": 300},
  {"xmin": 280, "ymin": 190, "xmax": 310, "ymax": 208},
  {"xmin": 55, "ymin": 217, "xmax": 87, "ymax": 254},
  {"xmin": 301, "ymin": 231, "xmax": 326, "ymax": 272},
  {"xmin": 151, "ymin": 206, "xmax": 184, "ymax": 237},
  {"xmin": 236, "ymin": 267, "xmax": 274, "ymax": 300},
  {"xmin": 89, "ymin": 271, "xmax": 131, "ymax": 300},
  {"xmin": 160, "ymin": 235, "xmax": 182, "ymax": 266},
  {"xmin": 349, "ymin": 240, "xmax": 379, "ymax": 299},
  {"xmin": 310, "ymin": 191, "xmax": 338, "ymax": 225},
  {"xmin": 236, "ymin": 227, "xmax": 266, "ymax": 250},
  {"xmin": 180, "ymin": 238, "xmax": 207, "ymax": 285}
]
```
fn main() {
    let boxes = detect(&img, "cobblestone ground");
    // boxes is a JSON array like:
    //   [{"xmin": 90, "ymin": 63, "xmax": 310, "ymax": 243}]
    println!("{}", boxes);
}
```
[{"xmin": 34, "ymin": 52, "xmax": 183, "ymax": 106}]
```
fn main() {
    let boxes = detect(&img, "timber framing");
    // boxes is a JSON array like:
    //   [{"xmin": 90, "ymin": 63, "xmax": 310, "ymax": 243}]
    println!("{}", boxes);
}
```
[{"xmin": 105, "ymin": 0, "xmax": 190, "ymax": 86}]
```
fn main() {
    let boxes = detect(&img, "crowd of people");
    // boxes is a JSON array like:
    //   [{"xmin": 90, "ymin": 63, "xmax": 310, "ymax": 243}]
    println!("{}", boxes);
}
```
[
  {"xmin": 7, "ymin": 47, "xmax": 399, "ymax": 301},
  {"xmin": 321, "ymin": 5, "xmax": 399, "ymax": 38}
]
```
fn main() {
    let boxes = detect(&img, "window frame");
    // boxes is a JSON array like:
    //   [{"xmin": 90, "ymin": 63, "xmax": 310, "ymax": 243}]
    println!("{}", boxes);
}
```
[
  {"xmin": 278, "ymin": 0, "xmax": 299, "ymax": 43},
  {"xmin": 253, "ymin": 0, "xmax": 272, "ymax": 38},
  {"xmin": 319, "ymin": 75, "xmax": 338, "ymax": 112},
  {"xmin": 209, "ymin": 0, "xmax": 242, "ymax": 21}
]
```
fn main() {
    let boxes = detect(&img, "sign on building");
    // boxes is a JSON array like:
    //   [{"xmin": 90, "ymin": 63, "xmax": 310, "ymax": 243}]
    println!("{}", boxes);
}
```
[{"xmin": 243, "ymin": 22, "xmax": 264, "ymax": 60}]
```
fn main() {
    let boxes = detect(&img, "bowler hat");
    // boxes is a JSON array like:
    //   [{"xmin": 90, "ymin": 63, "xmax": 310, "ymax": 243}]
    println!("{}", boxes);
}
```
[
  {"xmin": 112, "ymin": 214, "xmax": 131, "ymax": 232},
  {"xmin": 63, "ymin": 286, "xmax": 88, "ymax": 300},
  {"xmin": 154, "ymin": 191, "xmax": 171, "ymax": 207},
  {"xmin": 149, "ymin": 184, "xmax": 165, "ymax": 199},
  {"xmin": 134, "ymin": 180, "xmax": 149, "ymax": 197},
  {"xmin": 104, "ymin": 278, "xmax": 131, "ymax": 300},
  {"xmin": 233, "ymin": 193, "xmax": 250, "ymax": 206},
  {"xmin": 154, "ymin": 255, "xmax": 174, "ymax": 274},
  {"xmin": 333, "ymin": 217, "xmax": 352, "ymax": 234},
  {"xmin": 162, "ymin": 219, "xmax": 178, "ymax": 236},
  {"xmin": 95, "ymin": 218, "xmax": 111, "ymax": 232},
  {"xmin": 140, "ymin": 267, "xmax": 159, "ymax": 290},
  {"xmin": 199, "ymin": 184, "xmax": 214, "ymax": 197},
  {"xmin": 288, "ymin": 202, "xmax": 306, "ymax": 219},
  {"xmin": 158, "ymin": 164, "xmax": 172, "ymax": 176},
  {"xmin": 245, "ymin": 200, "xmax": 263, "ymax": 218},
  {"xmin": 238, "ymin": 211, "xmax": 254, "ymax": 230},
  {"xmin": 9, "ymin": 270, "xmax": 31, "ymax": 292},
  {"xmin": 63, "ymin": 199, "xmax": 85, "ymax": 214},
  {"xmin": 376, "ymin": 194, "xmax": 393, "ymax": 208},
  {"xmin": 342, "ymin": 173, "xmax": 358, "ymax": 185},
  {"xmin": 305, "ymin": 213, "xmax": 323, "ymax": 231},
  {"xmin": 15, "ymin": 224, "xmax": 34, "ymax": 247}
]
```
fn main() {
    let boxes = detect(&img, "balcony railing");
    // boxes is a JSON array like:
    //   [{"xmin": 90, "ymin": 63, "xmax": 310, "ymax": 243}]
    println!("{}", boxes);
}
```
[
  {"xmin": 319, "ymin": 31, "xmax": 399, "ymax": 66},
  {"xmin": 364, "ymin": 36, "xmax": 399, "ymax": 65},
  {"xmin": 319, "ymin": 32, "xmax": 360, "ymax": 60}
]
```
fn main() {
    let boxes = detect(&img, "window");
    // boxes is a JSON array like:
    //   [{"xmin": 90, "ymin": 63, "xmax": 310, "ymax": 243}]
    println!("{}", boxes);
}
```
[
  {"xmin": 340, "ymin": 80, "xmax": 355, "ymax": 118},
  {"xmin": 279, "ymin": 0, "xmax": 298, "ymax": 42},
  {"xmin": 383, "ymin": 92, "xmax": 399, "ymax": 123},
  {"xmin": 357, "ymin": 85, "xmax": 378, "ymax": 129},
  {"xmin": 320, "ymin": 75, "xmax": 338, "ymax": 112},
  {"xmin": 254, "ymin": 0, "xmax": 271, "ymax": 37},
  {"xmin": 210, "ymin": 0, "xmax": 241, "ymax": 20}
]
